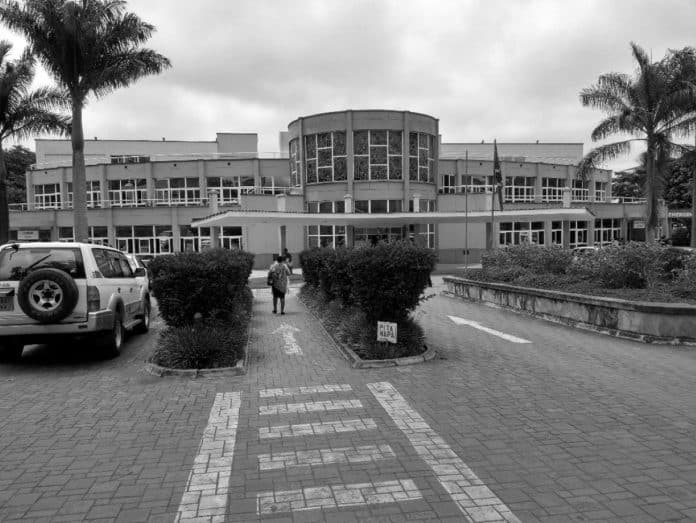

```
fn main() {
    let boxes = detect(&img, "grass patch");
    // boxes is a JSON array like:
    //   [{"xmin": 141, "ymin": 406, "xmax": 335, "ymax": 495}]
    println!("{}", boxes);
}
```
[{"xmin": 299, "ymin": 286, "xmax": 426, "ymax": 360}]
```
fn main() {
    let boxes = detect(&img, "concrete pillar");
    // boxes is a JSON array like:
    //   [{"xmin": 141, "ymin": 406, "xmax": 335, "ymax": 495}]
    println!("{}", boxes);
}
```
[
  {"xmin": 278, "ymin": 225, "xmax": 287, "ymax": 255},
  {"xmin": 26, "ymin": 169, "xmax": 34, "ymax": 210},
  {"xmin": 589, "ymin": 170, "xmax": 597, "ymax": 202},
  {"xmin": 534, "ymin": 164, "xmax": 542, "ymax": 203},
  {"xmin": 145, "ymin": 163, "xmax": 155, "ymax": 203},
  {"xmin": 99, "ymin": 165, "xmax": 108, "ymax": 208},
  {"xmin": 60, "ymin": 167, "xmax": 68, "ymax": 209},
  {"xmin": 412, "ymin": 193, "xmax": 420, "ymax": 213},
  {"xmin": 346, "ymin": 111, "xmax": 354, "ymax": 195},
  {"xmin": 544, "ymin": 220, "xmax": 552, "ymax": 246},
  {"xmin": 344, "ymin": 194, "xmax": 353, "ymax": 213},
  {"xmin": 562, "ymin": 220, "xmax": 570, "ymax": 248},
  {"xmin": 252, "ymin": 158, "xmax": 261, "ymax": 189},
  {"xmin": 276, "ymin": 193, "xmax": 287, "ymax": 212},
  {"xmin": 562, "ymin": 187, "xmax": 572, "ymax": 208},
  {"xmin": 587, "ymin": 218, "xmax": 596, "ymax": 246},
  {"xmin": 208, "ymin": 189, "xmax": 220, "ymax": 248}
]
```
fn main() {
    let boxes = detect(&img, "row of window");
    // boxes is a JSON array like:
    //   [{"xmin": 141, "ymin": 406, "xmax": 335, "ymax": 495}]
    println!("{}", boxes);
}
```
[
  {"xmin": 498, "ymin": 219, "xmax": 622, "ymax": 248},
  {"xmin": 440, "ymin": 175, "xmax": 608, "ymax": 202},
  {"xmin": 306, "ymin": 224, "xmax": 435, "ymax": 249},
  {"xmin": 306, "ymin": 199, "xmax": 436, "ymax": 214},
  {"xmin": 289, "ymin": 130, "xmax": 437, "ymax": 185},
  {"xmin": 32, "ymin": 176, "xmax": 287, "ymax": 209}
]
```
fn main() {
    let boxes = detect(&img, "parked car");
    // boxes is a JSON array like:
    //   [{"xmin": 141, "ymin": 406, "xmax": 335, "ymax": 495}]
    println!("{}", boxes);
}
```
[
  {"xmin": 126, "ymin": 253, "xmax": 150, "ymax": 293},
  {"xmin": 0, "ymin": 242, "xmax": 151, "ymax": 360}
]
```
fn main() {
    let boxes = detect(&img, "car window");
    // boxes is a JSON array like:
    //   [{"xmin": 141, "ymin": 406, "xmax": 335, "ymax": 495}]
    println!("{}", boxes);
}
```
[
  {"xmin": 93, "ymin": 248, "xmax": 116, "ymax": 278},
  {"xmin": 0, "ymin": 247, "xmax": 85, "ymax": 280},
  {"xmin": 117, "ymin": 253, "xmax": 134, "ymax": 277}
]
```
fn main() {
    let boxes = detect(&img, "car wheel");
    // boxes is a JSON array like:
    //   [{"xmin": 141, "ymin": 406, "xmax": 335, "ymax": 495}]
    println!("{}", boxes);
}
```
[
  {"xmin": 134, "ymin": 300, "xmax": 150, "ymax": 334},
  {"xmin": 102, "ymin": 314, "xmax": 125, "ymax": 357},
  {"xmin": 0, "ymin": 339, "xmax": 24, "ymax": 362},
  {"xmin": 17, "ymin": 268, "xmax": 79, "ymax": 323}
]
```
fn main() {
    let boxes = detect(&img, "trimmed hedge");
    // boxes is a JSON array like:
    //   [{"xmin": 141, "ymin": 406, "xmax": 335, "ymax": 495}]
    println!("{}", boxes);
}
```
[
  {"xmin": 299, "ymin": 242, "xmax": 437, "ymax": 322},
  {"xmin": 149, "ymin": 248, "xmax": 254, "ymax": 326}
]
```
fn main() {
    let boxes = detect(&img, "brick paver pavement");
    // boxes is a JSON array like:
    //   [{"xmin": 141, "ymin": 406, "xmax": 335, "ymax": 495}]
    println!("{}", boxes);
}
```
[{"xmin": 0, "ymin": 280, "xmax": 695, "ymax": 522}]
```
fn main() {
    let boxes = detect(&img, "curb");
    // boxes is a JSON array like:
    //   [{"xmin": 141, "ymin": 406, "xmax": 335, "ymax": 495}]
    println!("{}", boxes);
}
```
[{"xmin": 298, "ymin": 293, "xmax": 437, "ymax": 369}]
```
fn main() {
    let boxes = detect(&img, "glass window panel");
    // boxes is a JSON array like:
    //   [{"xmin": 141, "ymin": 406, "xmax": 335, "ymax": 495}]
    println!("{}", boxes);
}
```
[
  {"xmin": 388, "ymin": 131, "xmax": 402, "ymax": 155},
  {"xmin": 388, "ymin": 200, "xmax": 402, "ymax": 213},
  {"xmin": 307, "ymin": 202, "xmax": 319, "ymax": 213},
  {"xmin": 419, "ymin": 167, "xmax": 428, "ymax": 181},
  {"xmin": 409, "ymin": 133, "xmax": 418, "ymax": 156},
  {"xmin": 334, "ymin": 201, "xmax": 345, "ymax": 213},
  {"xmin": 370, "ymin": 146, "xmax": 387, "ymax": 164},
  {"xmin": 223, "ymin": 226, "xmax": 242, "ymax": 236},
  {"xmin": 409, "ymin": 158, "xmax": 418, "ymax": 180},
  {"xmin": 318, "ymin": 149, "xmax": 332, "ymax": 167},
  {"xmin": 306, "ymin": 160, "xmax": 317, "ymax": 183},
  {"xmin": 305, "ymin": 135, "xmax": 316, "ymax": 158},
  {"xmin": 116, "ymin": 226, "xmax": 132, "ymax": 237},
  {"xmin": 419, "ymin": 148, "xmax": 428, "ymax": 166},
  {"xmin": 419, "ymin": 133, "xmax": 428, "ymax": 148},
  {"xmin": 319, "ymin": 225, "xmax": 332, "ymax": 235},
  {"xmin": 371, "ymin": 200, "xmax": 387, "ymax": 213},
  {"xmin": 389, "ymin": 157, "xmax": 402, "ymax": 180},
  {"xmin": 186, "ymin": 177, "xmax": 199, "ymax": 187},
  {"xmin": 355, "ymin": 156, "xmax": 368, "ymax": 180},
  {"xmin": 355, "ymin": 200, "xmax": 369, "ymax": 214},
  {"xmin": 92, "ymin": 226, "xmax": 108, "ymax": 237},
  {"xmin": 333, "ymin": 131, "xmax": 346, "ymax": 155},
  {"xmin": 318, "ymin": 167, "xmax": 332, "ymax": 182},
  {"xmin": 317, "ymin": 132, "xmax": 332, "ymax": 148},
  {"xmin": 307, "ymin": 225, "xmax": 318, "ymax": 235},
  {"xmin": 354, "ymin": 131, "xmax": 368, "ymax": 155},
  {"xmin": 370, "ymin": 130, "xmax": 387, "ymax": 145},
  {"xmin": 334, "ymin": 157, "xmax": 347, "ymax": 180},
  {"xmin": 372, "ymin": 165, "xmax": 387, "ymax": 180},
  {"xmin": 319, "ymin": 201, "xmax": 333, "ymax": 213},
  {"xmin": 133, "ymin": 226, "xmax": 153, "ymax": 237}
]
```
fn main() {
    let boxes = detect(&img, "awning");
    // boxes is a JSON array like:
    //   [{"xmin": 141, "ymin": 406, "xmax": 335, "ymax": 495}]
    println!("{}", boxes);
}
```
[{"xmin": 191, "ymin": 207, "xmax": 594, "ymax": 228}]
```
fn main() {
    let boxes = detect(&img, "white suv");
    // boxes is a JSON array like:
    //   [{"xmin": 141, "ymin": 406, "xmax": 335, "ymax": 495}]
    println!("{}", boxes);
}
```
[{"xmin": 0, "ymin": 242, "xmax": 151, "ymax": 359}]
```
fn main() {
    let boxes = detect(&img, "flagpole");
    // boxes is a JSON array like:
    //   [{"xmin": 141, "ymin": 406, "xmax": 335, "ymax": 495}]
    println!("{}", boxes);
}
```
[{"xmin": 464, "ymin": 149, "xmax": 469, "ymax": 267}]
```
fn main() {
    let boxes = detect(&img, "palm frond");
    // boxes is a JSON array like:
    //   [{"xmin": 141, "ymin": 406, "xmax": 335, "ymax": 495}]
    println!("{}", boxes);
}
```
[{"xmin": 577, "ymin": 140, "xmax": 637, "ymax": 181}]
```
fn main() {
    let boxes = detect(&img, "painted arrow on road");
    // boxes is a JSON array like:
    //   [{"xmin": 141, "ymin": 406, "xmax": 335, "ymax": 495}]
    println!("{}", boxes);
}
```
[
  {"xmin": 447, "ymin": 315, "xmax": 531, "ymax": 344},
  {"xmin": 272, "ymin": 323, "xmax": 303, "ymax": 354}
]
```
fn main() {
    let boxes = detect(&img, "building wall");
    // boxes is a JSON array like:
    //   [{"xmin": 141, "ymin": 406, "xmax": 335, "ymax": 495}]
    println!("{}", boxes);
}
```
[{"xmin": 439, "ymin": 142, "xmax": 583, "ymax": 164}]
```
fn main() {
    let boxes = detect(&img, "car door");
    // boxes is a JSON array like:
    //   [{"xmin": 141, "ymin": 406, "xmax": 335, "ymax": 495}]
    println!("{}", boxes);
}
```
[{"xmin": 113, "ymin": 251, "xmax": 140, "ymax": 321}]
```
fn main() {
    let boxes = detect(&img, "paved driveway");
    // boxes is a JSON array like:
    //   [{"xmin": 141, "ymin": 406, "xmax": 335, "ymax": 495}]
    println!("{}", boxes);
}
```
[{"xmin": 0, "ymin": 284, "xmax": 694, "ymax": 522}]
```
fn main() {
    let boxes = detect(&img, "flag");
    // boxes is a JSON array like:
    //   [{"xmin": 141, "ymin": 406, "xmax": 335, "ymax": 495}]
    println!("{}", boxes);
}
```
[{"xmin": 493, "ymin": 139, "xmax": 504, "ymax": 210}]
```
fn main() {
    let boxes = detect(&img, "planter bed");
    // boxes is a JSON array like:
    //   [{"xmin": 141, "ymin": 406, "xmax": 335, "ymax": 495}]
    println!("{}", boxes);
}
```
[{"xmin": 444, "ymin": 276, "xmax": 696, "ymax": 345}]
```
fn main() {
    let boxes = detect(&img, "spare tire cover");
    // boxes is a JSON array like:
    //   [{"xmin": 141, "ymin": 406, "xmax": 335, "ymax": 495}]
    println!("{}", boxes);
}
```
[{"xmin": 17, "ymin": 268, "xmax": 80, "ymax": 324}]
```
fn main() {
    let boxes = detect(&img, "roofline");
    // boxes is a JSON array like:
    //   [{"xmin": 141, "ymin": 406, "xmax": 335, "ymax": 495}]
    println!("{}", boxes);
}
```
[
  {"xmin": 287, "ymin": 109, "xmax": 439, "ymax": 128},
  {"xmin": 441, "ymin": 142, "xmax": 584, "ymax": 146},
  {"xmin": 35, "ymin": 138, "xmax": 218, "ymax": 144}
]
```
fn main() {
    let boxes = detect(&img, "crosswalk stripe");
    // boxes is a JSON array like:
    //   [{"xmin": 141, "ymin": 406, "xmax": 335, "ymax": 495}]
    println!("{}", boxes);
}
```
[
  {"xmin": 259, "ymin": 418, "xmax": 377, "ymax": 439},
  {"xmin": 175, "ymin": 392, "xmax": 241, "ymax": 522},
  {"xmin": 259, "ymin": 399, "xmax": 362, "ymax": 415},
  {"xmin": 368, "ymin": 382, "xmax": 521, "ymax": 523},
  {"xmin": 257, "ymin": 479, "xmax": 422, "ymax": 515},
  {"xmin": 259, "ymin": 384, "xmax": 353, "ymax": 398},
  {"xmin": 258, "ymin": 444, "xmax": 396, "ymax": 471}
]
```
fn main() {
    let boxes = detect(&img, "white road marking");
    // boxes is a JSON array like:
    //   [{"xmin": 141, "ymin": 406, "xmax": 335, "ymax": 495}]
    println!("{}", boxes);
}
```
[
  {"xmin": 175, "ymin": 392, "xmax": 241, "ymax": 522},
  {"xmin": 259, "ymin": 384, "xmax": 352, "ymax": 398},
  {"xmin": 259, "ymin": 418, "xmax": 377, "ymax": 439},
  {"xmin": 258, "ymin": 444, "xmax": 396, "ymax": 471},
  {"xmin": 259, "ymin": 399, "xmax": 362, "ymax": 415},
  {"xmin": 368, "ymin": 382, "xmax": 521, "ymax": 523},
  {"xmin": 448, "ymin": 315, "xmax": 531, "ymax": 344},
  {"xmin": 272, "ymin": 323, "xmax": 303, "ymax": 354},
  {"xmin": 257, "ymin": 479, "xmax": 422, "ymax": 515}
]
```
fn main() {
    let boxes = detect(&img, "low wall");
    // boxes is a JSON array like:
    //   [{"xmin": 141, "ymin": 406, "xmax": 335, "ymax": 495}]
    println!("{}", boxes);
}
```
[{"xmin": 443, "ymin": 276, "xmax": 696, "ymax": 344}]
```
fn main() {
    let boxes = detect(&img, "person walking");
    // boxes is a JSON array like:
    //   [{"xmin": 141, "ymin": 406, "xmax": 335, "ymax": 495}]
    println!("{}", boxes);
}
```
[
  {"xmin": 268, "ymin": 255, "xmax": 291, "ymax": 314},
  {"xmin": 283, "ymin": 248, "xmax": 293, "ymax": 274}
]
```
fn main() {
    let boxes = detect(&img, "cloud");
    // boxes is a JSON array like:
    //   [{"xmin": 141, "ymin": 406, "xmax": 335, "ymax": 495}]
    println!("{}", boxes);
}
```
[{"xmin": 3, "ymin": 0, "xmax": 695, "ymax": 171}]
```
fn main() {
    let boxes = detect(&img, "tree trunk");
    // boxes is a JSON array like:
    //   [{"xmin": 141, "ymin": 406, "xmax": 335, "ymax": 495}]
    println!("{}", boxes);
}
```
[
  {"xmin": 0, "ymin": 144, "xmax": 9, "ymax": 245},
  {"xmin": 71, "ymin": 100, "xmax": 89, "ymax": 242},
  {"xmin": 645, "ymin": 141, "xmax": 658, "ymax": 242},
  {"xmin": 691, "ymin": 142, "xmax": 696, "ymax": 248}
]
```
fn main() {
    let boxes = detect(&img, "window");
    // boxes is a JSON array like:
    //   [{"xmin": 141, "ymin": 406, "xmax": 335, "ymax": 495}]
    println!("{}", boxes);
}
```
[
  {"xmin": 0, "ymin": 247, "xmax": 85, "ymax": 280},
  {"xmin": 92, "ymin": 248, "xmax": 124, "ymax": 278},
  {"xmin": 207, "ymin": 176, "xmax": 244, "ymax": 205},
  {"xmin": 352, "ymin": 200, "xmax": 403, "ymax": 214},
  {"xmin": 571, "ymin": 180, "xmax": 589, "ymax": 202},
  {"xmin": 595, "ymin": 181, "xmax": 607, "ymax": 202},
  {"xmin": 353, "ymin": 130, "xmax": 403, "ymax": 181},
  {"xmin": 355, "ymin": 200, "xmax": 369, "ymax": 214},
  {"xmin": 289, "ymin": 139, "xmax": 301, "ymax": 187},
  {"xmin": 441, "ymin": 174, "xmax": 456, "ymax": 194},
  {"xmin": 463, "ymin": 175, "xmax": 492, "ymax": 193},
  {"xmin": 354, "ymin": 227, "xmax": 404, "ymax": 247},
  {"xmin": 155, "ymin": 177, "xmax": 201, "ymax": 205},
  {"xmin": 542, "ymin": 178, "xmax": 565, "ymax": 202},
  {"xmin": 307, "ymin": 225, "xmax": 346, "ymax": 248},
  {"xmin": 108, "ymin": 178, "xmax": 147, "ymax": 207},
  {"xmin": 594, "ymin": 218, "xmax": 621, "ymax": 245},
  {"xmin": 408, "ymin": 132, "xmax": 435, "ymax": 183},
  {"xmin": 66, "ymin": 180, "xmax": 101, "ymax": 208},
  {"xmin": 499, "ymin": 222, "xmax": 545, "ymax": 245},
  {"xmin": 179, "ymin": 226, "xmax": 241, "ymax": 252},
  {"xmin": 407, "ymin": 224, "xmax": 434, "ymax": 248},
  {"xmin": 306, "ymin": 201, "xmax": 345, "ymax": 213},
  {"xmin": 305, "ymin": 131, "xmax": 347, "ymax": 183},
  {"xmin": 504, "ymin": 176, "xmax": 535, "ymax": 203},
  {"xmin": 408, "ymin": 199, "xmax": 436, "ymax": 212},
  {"xmin": 110, "ymin": 155, "xmax": 149, "ymax": 164},
  {"xmin": 569, "ymin": 220, "xmax": 588, "ymax": 248},
  {"xmin": 116, "ymin": 225, "xmax": 172, "ymax": 254},
  {"xmin": 221, "ymin": 226, "xmax": 243, "ymax": 250},
  {"xmin": 33, "ymin": 183, "xmax": 61, "ymax": 209},
  {"xmin": 551, "ymin": 221, "xmax": 563, "ymax": 245}
]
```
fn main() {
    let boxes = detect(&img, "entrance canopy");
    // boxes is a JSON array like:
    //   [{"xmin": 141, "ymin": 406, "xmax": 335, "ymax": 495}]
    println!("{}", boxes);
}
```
[{"xmin": 191, "ymin": 207, "xmax": 594, "ymax": 228}]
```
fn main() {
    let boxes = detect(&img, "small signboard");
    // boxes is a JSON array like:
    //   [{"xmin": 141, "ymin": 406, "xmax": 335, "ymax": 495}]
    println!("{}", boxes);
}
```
[
  {"xmin": 17, "ymin": 230, "xmax": 39, "ymax": 240},
  {"xmin": 377, "ymin": 321, "xmax": 397, "ymax": 344},
  {"xmin": 633, "ymin": 220, "xmax": 645, "ymax": 230}
]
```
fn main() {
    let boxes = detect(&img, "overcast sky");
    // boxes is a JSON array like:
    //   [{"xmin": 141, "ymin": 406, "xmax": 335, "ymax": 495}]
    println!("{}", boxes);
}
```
[{"xmin": 3, "ymin": 0, "xmax": 696, "ymax": 171}]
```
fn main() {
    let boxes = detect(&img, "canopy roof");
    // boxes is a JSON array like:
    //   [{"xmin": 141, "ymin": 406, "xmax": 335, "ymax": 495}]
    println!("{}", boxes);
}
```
[{"xmin": 191, "ymin": 208, "xmax": 594, "ymax": 228}]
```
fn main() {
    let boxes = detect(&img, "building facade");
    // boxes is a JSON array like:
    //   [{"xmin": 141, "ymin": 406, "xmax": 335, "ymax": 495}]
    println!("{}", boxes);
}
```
[{"xmin": 9, "ymin": 109, "xmax": 655, "ymax": 268}]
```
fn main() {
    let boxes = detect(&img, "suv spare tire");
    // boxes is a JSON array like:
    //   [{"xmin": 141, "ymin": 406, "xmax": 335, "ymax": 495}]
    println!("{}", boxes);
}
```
[{"xmin": 17, "ymin": 268, "xmax": 79, "ymax": 324}]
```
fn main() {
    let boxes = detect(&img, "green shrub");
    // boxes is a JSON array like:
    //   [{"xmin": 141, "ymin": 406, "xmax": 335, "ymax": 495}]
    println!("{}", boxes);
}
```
[
  {"xmin": 593, "ymin": 242, "xmax": 664, "ymax": 289},
  {"xmin": 670, "ymin": 226, "xmax": 690, "ymax": 246},
  {"xmin": 149, "ymin": 248, "xmax": 254, "ymax": 326},
  {"xmin": 299, "ymin": 248, "xmax": 332, "ymax": 287},
  {"xmin": 348, "ymin": 242, "xmax": 437, "ymax": 322},
  {"xmin": 151, "ymin": 321, "xmax": 244, "ymax": 369},
  {"xmin": 482, "ymin": 244, "xmax": 573, "ymax": 275},
  {"xmin": 326, "ymin": 247, "xmax": 354, "ymax": 305},
  {"xmin": 673, "ymin": 254, "xmax": 696, "ymax": 298}
]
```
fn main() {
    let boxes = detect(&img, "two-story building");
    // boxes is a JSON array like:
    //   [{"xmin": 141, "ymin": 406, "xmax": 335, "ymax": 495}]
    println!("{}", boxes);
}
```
[{"xmin": 9, "ymin": 109, "xmax": 656, "ymax": 268}]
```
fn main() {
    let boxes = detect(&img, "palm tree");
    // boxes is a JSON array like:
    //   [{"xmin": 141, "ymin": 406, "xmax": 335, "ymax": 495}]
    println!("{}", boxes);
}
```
[
  {"xmin": 0, "ymin": 41, "xmax": 68, "ymax": 245},
  {"xmin": 0, "ymin": 0, "xmax": 171, "ymax": 242},
  {"xmin": 578, "ymin": 43, "xmax": 696, "ymax": 241}
]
